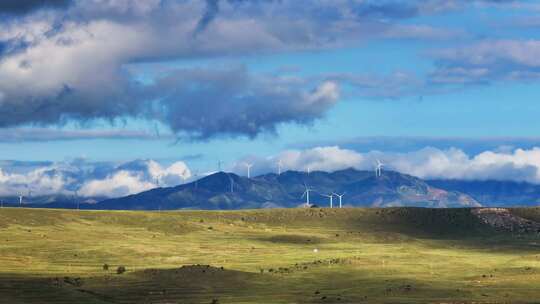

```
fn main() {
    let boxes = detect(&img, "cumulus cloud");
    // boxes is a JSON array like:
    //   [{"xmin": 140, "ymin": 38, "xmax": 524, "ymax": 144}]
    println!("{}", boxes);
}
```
[
  {"xmin": 234, "ymin": 146, "xmax": 540, "ymax": 184},
  {"xmin": 78, "ymin": 159, "xmax": 191, "ymax": 197},
  {"xmin": 0, "ymin": 159, "xmax": 191, "ymax": 198},
  {"xmin": 0, "ymin": 0, "xmax": 484, "ymax": 138},
  {"xmin": 0, "ymin": 0, "xmax": 356, "ymax": 139},
  {"xmin": 295, "ymin": 136, "xmax": 540, "ymax": 156}
]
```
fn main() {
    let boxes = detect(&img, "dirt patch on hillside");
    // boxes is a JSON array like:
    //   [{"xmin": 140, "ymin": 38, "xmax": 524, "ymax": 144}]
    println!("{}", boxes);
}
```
[
  {"xmin": 262, "ymin": 234, "xmax": 325, "ymax": 244},
  {"xmin": 472, "ymin": 208, "xmax": 540, "ymax": 234}
]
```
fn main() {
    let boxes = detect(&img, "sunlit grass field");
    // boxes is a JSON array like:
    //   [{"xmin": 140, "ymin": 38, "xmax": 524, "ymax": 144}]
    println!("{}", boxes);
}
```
[{"xmin": 1, "ymin": 207, "xmax": 540, "ymax": 303}]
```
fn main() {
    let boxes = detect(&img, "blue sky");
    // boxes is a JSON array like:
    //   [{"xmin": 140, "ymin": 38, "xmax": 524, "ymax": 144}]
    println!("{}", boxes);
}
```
[{"xmin": 3, "ymin": 0, "xmax": 540, "ymax": 197}]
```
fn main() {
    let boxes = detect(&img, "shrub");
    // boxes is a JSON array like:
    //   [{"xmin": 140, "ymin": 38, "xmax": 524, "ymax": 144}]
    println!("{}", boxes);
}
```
[
  {"xmin": 103, "ymin": 264, "xmax": 109, "ymax": 271},
  {"xmin": 117, "ymin": 266, "xmax": 126, "ymax": 274}
]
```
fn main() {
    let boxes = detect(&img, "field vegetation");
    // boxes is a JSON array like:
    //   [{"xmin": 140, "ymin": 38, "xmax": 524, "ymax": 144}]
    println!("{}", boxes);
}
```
[{"xmin": 1, "ymin": 207, "xmax": 540, "ymax": 303}]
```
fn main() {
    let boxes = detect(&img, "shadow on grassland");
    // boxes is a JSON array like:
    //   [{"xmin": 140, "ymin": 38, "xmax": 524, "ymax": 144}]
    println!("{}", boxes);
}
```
[{"xmin": 0, "ymin": 264, "xmax": 495, "ymax": 304}]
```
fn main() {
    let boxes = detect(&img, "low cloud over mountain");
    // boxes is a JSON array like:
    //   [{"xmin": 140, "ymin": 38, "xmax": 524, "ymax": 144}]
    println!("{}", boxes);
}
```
[
  {"xmin": 233, "ymin": 146, "xmax": 540, "ymax": 185},
  {"xmin": 0, "ymin": 159, "xmax": 190, "ymax": 198},
  {"xmin": 4, "ymin": 145, "xmax": 540, "ymax": 199}
]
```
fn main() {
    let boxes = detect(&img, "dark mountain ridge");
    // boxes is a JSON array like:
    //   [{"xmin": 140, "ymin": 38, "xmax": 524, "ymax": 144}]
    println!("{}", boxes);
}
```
[
  {"xmin": 88, "ymin": 169, "xmax": 480, "ymax": 210},
  {"xmin": 427, "ymin": 179, "xmax": 540, "ymax": 207}
]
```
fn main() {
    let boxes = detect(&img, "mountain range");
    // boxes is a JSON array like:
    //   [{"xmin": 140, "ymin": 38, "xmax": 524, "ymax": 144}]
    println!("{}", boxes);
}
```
[
  {"xmin": 5, "ymin": 168, "xmax": 540, "ymax": 210},
  {"xmin": 83, "ymin": 169, "xmax": 481, "ymax": 210}
]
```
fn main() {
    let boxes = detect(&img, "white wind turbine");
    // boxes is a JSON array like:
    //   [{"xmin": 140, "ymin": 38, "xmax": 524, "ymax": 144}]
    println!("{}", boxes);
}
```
[
  {"xmin": 244, "ymin": 163, "xmax": 253, "ymax": 178},
  {"xmin": 301, "ymin": 183, "xmax": 314, "ymax": 206},
  {"xmin": 155, "ymin": 174, "xmax": 161, "ymax": 187},
  {"xmin": 277, "ymin": 160, "xmax": 283, "ymax": 175},
  {"xmin": 74, "ymin": 190, "xmax": 80, "ymax": 210},
  {"xmin": 19, "ymin": 195, "xmax": 23, "ymax": 206},
  {"xmin": 375, "ymin": 159, "xmax": 384, "ymax": 177},
  {"xmin": 322, "ymin": 193, "xmax": 334, "ymax": 208},
  {"xmin": 333, "ymin": 192, "xmax": 345, "ymax": 208},
  {"xmin": 181, "ymin": 169, "xmax": 189, "ymax": 184}
]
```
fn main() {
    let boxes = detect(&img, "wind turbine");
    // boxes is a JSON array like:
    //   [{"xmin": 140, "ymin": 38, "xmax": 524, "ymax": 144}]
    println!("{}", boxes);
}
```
[
  {"xmin": 217, "ymin": 160, "xmax": 223, "ymax": 172},
  {"xmin": 375, "ymin": 159, "xmax": 384, "ymax": 177},
  {"xmin": 74, "ymin": 190, "xmax": 80, "ymax": 210},
  {"xmin": 193, "ymin": 170, "xmax": 199, "ymax": 189},
  {"xmin": 333, "ymin": 192, "xmax": 345, "ymax": 208},
  {"xmin": 181, "ymin": 171, "xmax": 188, "ymax": 184},
  {"xmin": 19, "ymin": 195, "xmax": 23, "ymax": 206},
  {"xmin": 322, "ymin": 193, "xmax": 334, "ymax": 208},
  {"xmin": 228, "ymin": 174, "xmax": 235, "ymax": 193},
  {"xmin": 301, "ymin": 183, "xmax": 314, "ymax": 206},
  {"xmin": 244, "ymin": 163, "xmax": 253, "ymax": 178},
  {"xmin": 277, "ymin": 160, "xmax": 283, "ymax": 175}
]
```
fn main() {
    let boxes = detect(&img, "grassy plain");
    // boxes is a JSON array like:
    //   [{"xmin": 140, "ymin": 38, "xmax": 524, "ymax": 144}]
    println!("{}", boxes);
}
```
[{"xmin": 1, "ymin": 207, "xmax": 540, "ymax": 303}]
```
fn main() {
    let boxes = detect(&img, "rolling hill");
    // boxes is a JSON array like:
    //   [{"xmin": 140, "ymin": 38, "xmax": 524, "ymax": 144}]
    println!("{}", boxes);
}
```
[{"xmin": 2, "ymin": 207, "xmax": 540, "ymax": 303}]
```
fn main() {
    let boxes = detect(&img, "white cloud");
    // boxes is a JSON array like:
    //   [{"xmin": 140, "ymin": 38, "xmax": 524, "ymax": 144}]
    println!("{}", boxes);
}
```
[
  {"xmin": 234, "ymin": 146, "xmax": 540, "ymax": 184},
  {"xmin": 78, "ymin": 170, "xmax": 154, "ymax": 198},
  {"xmin": 79, "ymin": 159, "xmax": 191, "ymax": 197},
  {"xmin": 0, "ymin": 159, "xmax": 192, "ymax": 198}
]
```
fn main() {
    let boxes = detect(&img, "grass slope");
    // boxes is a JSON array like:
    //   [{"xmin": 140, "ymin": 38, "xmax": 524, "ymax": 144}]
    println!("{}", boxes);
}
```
[{"xmin": 1, "ymin": 207, "xmax": 540, "ymax": 303}]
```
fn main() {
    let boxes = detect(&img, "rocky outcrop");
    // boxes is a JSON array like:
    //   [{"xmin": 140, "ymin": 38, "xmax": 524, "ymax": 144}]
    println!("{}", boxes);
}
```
[{"xmin": 472, "ymin": 208, "xmax": 540, "ymax": 234}]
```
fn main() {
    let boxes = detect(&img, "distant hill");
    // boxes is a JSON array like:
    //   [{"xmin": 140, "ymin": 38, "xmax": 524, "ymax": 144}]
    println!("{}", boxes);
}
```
[
  {"xmin": 87, "ymin": 169, "xmax": 480, "ymax": 210},
  {"xmin": 427, "ymin": 179, "xmax": 540, "ymax": 207}
]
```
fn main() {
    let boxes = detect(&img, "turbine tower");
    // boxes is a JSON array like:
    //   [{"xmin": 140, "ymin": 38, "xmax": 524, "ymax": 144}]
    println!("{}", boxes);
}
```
[
  {"xmin": 228, "ymin": 174, "xmax": 235, "ymax": 193},
  {"xmin": 193, "ymin": 170, "xmax": 199, "ymax": 189},
  {"xmin": 19, "ymin": 195, "xmax": 23, "ymax": 206},
  {"xmin": 218, "ymin": 160, "xmax": 223, "ymax": 172},
  {"xmin": 333, "ymin": 192, "xmax": 345, "ymax": 208},
  {"xmin": 322, "ymin": 193, "xmax": 334, "ymax": 208},
  {"xmin": 245, "ymin": 163, "xmax": 253, "ymax": 178},
  {"xmin": 301, "ymin": 183, "xmax": 314, "ymax": 206},
  {"xmin": 277, "ymin": 160, "xmax": 283, "ymax": 175}
]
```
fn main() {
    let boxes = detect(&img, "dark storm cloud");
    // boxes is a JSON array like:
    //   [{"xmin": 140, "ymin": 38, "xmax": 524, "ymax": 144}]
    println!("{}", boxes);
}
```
[
  {"xmin": 146, "ymin": 67, "xmax": 339, "ymax": 140},
  {"xmin": 0, "ymin": 0, "xmax": 71, "ymax": 15},
  {"xmin": 0, "ymin": 128, "xmax": 169, "ymax": 142}
]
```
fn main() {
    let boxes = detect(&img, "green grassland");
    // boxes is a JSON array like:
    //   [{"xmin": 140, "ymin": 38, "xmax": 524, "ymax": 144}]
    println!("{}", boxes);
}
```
[{"xmin": 1, "ymin": 207, "xmax": 540, "ymax": 303}]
